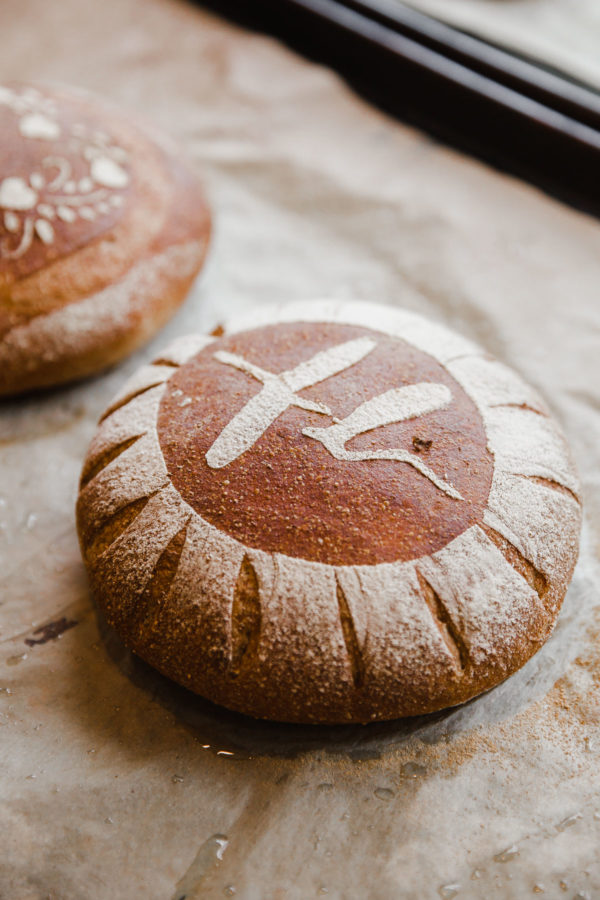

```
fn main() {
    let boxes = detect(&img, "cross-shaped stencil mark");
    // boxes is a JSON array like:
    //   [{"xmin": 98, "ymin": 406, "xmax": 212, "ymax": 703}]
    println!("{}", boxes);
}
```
[
  {"xmin": 205, "ymin": 338, "xmax": 463, "ymax": 500},
  {"xmin": 205, "ymin": 338, "xmax": 375, "ymax": 468}
]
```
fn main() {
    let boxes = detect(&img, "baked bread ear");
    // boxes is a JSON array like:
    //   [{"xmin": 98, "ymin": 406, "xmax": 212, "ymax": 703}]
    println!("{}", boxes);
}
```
[
  {"xmin": 76, "ymin": 301, "xmax": 582, "ymax": 724},
  {"xmin": 0, "ymin": 82, "xmax": 210, "ymax": 396}
]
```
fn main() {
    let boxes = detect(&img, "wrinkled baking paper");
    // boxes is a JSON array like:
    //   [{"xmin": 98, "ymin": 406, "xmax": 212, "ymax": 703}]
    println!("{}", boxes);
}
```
[{"xmin": 1, "ymin": 0, "xmax": 600, "ymax": 897}]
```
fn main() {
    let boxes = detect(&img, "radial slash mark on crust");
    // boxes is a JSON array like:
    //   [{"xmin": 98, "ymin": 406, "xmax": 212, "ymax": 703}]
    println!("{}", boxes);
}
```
[
  {"xmin": 230, "ymin": 556, "xmax": 261, "ymax": 678},
  {"xmin": 85, "ymin": 489, "xmax": 164, "ymax": 560},
  {"xmin": 133, "ymin": 520, "xmax": 190, "ymax": 637},
  {"xmin": 443, "ymin": 352, "xmax": 487, "ymax": 365},
  {"xmin": 516, "ymin": 473, "xmax": 580, "ymax": 505},
  {"xmin": 151, "ymin": 358, "xmax": 180, "ymax": 368},
  {"xmin": 99, "ymin": 375, "xmax": 168, "ymax": 422},
  {"xmin": 79, "ymin": 434, "xmax": 145, "ymax": 488},
  {"xmin": 416, "ymin": 571, "xmax": 469, "ymax": 671},
  {"xmin": 481, "ymin": 524, "xmax": 548, "ymax": 598},
  {"xmin": 489, "ymin": 402, "xmax": 548, "ymax": 417},
  {"xmin": 336, "ymin": 578, "xmax": 365, "ymax": 689}
]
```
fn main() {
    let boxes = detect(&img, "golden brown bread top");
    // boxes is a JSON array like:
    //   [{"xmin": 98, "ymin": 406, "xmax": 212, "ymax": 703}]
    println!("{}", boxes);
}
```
[
  {"xmin": 158, "ymin": 322, "xmax": 494, "ymax": 565},
  {"xmin": 0, "ymin": 82, "xmax": 209, "ymax": 338}
]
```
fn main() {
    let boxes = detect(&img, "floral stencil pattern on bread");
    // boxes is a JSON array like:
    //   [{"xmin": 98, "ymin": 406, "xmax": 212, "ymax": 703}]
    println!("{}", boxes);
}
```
[{"xmin": 0, "ymin": 84, "xmax": 130, "ymax": 260}]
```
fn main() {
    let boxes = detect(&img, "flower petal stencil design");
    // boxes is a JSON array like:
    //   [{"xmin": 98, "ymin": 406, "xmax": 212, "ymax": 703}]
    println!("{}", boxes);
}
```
[{"xmin": 0, "ymin": 84, "xmax": 131, "ymax": 262}]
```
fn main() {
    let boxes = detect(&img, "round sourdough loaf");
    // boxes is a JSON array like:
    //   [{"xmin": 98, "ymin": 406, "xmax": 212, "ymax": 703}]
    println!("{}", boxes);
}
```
[
  {"xmin": 76, "ymin": 301, "xmax": 582, "ymax": 724},
  {"xmin": 0, "ymin": 82, "xmax": 210, "ymax": 396}
]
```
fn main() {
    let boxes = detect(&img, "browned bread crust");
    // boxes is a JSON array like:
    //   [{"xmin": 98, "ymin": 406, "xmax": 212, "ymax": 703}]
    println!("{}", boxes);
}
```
[
  {"xmin": 0, "ymin": 82, "xmax": 210, "ymax": 395},
  {"xmin": 76, "ymin": 301, "xmax": 582, "ymax": 724}
]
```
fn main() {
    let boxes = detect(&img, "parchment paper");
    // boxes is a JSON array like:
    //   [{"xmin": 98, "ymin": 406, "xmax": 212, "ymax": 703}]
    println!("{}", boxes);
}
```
[{"xmin": 1, "ymin": 1, "xmax": 600, "ymax": 898}]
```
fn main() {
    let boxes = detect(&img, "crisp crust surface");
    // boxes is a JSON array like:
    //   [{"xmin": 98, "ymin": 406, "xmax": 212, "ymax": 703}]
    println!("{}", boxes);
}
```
[
  {"xmin": 0, "ymin": 82, "xmax": 210, "ymax": 395},
  {"xmin": 76, "ymin": 301, "xmax": 583, "ymax": 724}
]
